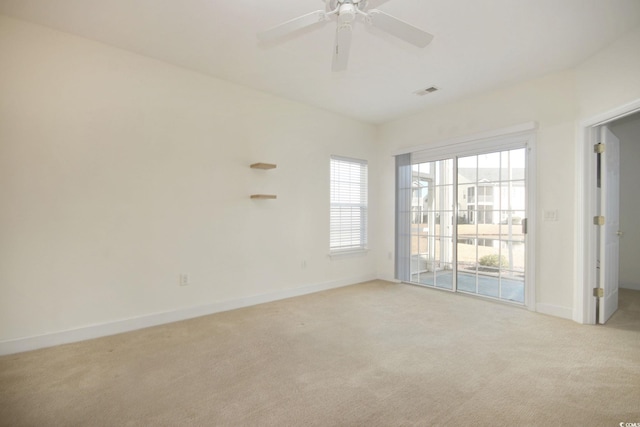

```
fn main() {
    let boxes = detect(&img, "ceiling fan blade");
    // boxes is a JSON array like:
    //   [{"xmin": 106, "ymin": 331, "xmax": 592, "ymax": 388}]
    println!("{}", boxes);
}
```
[
  {"xmin": 332, "ymin": 24, "xmax": 353, "ymax": 72},
  {"xmin": 364, "ymin": 0, "xmax": 392, "ymax": 9},
  {"xmin": 258, "ymin": 10, "xmax": 327, "ymax": 42},
  {"xmin": 368, "ymin": 10, "xmax": 433, "ymax": 47}
]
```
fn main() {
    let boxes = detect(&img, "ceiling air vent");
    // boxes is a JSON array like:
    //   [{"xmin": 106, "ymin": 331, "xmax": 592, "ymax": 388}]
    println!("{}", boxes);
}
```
[{"xmin": 415, "ymin": 86, "xmax": 439, "ymax": 96}]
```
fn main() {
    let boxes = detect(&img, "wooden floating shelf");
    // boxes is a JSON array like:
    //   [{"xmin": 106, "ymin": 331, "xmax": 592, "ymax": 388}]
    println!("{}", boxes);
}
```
[
  {"xmin": 250, "ymin": 194, "xmax": 277, "ymax": 200},
  {"xmin": 250, "ymin": 163, "xmax": 277, "ymax": 170}
]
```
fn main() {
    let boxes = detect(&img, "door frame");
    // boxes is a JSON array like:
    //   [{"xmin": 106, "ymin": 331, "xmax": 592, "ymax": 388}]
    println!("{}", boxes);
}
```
[
  {"xmin": 575, "ymin": 98, "xmax": 640, "ymax": 324},
  {"xmin": 395, "ymin": 122, "xmax": 537, "ymax": 311}
]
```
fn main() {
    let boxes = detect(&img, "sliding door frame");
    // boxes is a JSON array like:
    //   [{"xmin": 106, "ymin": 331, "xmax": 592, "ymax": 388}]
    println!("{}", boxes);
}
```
[{"xmin": 395, "ymin": 123, "xmax": 537, "ymax": 311}]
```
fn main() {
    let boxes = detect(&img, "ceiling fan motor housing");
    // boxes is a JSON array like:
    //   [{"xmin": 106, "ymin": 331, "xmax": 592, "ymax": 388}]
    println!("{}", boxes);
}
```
[
  {"xmin": 329, "ymin": 0, "xmax": 365, "ymax": 12},
  {"xmin": 338, "ymin": 4, "xmax": 357, "ymax": 23}
]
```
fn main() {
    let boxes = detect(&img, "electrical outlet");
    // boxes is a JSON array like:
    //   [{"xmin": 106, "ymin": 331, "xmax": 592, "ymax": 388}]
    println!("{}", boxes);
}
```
[
  {"xmin": 301, "ymin": 260, "xmax": 307, "ymax": 269},
  {"xmin": 179, "ymin": 273, "xmax": 189, "ymax": 286}
]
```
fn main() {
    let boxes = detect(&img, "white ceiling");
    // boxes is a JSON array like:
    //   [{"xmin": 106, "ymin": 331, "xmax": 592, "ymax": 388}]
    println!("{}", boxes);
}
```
[{"xmin": 1, "ymin": 0, "xmax": 640, "ymax": 124}]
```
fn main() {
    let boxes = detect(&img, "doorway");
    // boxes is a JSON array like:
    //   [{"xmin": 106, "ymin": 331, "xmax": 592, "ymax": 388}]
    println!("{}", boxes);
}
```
[{"xmin": 576, "ymin": 100, "xmax": 640, "ymax": 324}]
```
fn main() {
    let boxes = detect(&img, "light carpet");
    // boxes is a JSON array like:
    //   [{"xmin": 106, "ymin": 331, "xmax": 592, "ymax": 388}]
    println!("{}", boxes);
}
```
[{"xmin": 1, "ymin": 281, "xmax": 639, "ymax": 426}]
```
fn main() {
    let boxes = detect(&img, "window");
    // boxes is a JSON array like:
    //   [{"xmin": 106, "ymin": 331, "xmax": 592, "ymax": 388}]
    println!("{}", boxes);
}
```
[
  {"xmin": 478, "ymin": 185, "xmax": 493, "ymax": 203},
  {"xmin": 477, "ymin": 205, "xmax": 493, "ymax": 224},
  {"xmin": 330, "ymin": 156, "xmax": 368, "ymax": 252}
]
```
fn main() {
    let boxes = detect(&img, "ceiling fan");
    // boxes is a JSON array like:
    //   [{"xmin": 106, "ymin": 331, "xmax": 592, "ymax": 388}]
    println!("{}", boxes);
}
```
[{"xmin": 257, "ymin": 0, "xmax": 433, "ymax": 72}]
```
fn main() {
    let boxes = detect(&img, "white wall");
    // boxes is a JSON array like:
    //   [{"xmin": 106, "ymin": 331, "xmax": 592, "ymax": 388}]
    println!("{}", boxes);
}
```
[
  {"xmin": 610, "ymin": 114, "xmax": 640, "ymax": 291},
  {"xmin": 376, "ymin": 71, "xmax": 578, "ymax": 318},
  {"xmin": 576, "ymin": 26, "xmax": 640, "ymax": 118},
  {"xmin": 0, "ymin": 15, "xmax": 378, "ymax": 349}
]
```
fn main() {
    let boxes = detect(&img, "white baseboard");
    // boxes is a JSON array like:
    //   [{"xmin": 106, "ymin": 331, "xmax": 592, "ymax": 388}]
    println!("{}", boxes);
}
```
[
  {"xmin": 536, "ymin": 303, "xmax": 573, "ymax": 320},
  {"xmin": 0, "ymin": 274, "xmax": 377, "ymax": 356},
  {"xmin": 620, "ymin": 283, "xmax": 640, "ymax": 291},
  {"xmin": 376, "ymin": 273, "xmax": 400, "ymax": 283}
]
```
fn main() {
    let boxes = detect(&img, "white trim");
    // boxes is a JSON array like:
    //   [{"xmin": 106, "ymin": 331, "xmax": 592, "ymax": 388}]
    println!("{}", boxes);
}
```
[
  {"xmin": 396, "ymin": 127, "xmax": 537, "ymax": 311},
  {"xmin": 525, "ymin": 135, "xmax": 537, "ymax": 312},
  {"xmin": 574, "ymin": 123, "xmax": 598, "ymax": 324},
  {"xmin": 328, "ymin": 248, "xmax": 369, "ymax": 259},
  {"xmin": 580, "ymin": 99, "xmax": 640, "ymax": 128},
  {"xmin": 377, "ymin": 274, "xmax": 401, "ymax": 283},
  {"xmin": 536, "ymin": 303, "xmax": 573, "ymax": 320},
  {"xmin": 0, "ymin": 274, "xmax": 376, "ymax": 356},
  {"xmin": 330, "ymin": 154, "xmax": 367, "ymax": 164},
  {"xmin": 393, "ymin": 122, "xmax": 538, "ymax": 158},
  {"xmin": 575, "ymin": 98, "xmax": 640, "ymax": 324}
]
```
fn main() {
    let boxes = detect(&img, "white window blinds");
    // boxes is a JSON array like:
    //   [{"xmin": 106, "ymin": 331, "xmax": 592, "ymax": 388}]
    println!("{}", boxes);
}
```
[{"xmin": 330, "ymin": 156, "xmax": 368, "ymax": 252}]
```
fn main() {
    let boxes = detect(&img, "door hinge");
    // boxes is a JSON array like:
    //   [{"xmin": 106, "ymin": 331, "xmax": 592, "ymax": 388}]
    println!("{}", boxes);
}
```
[
  {"xmin": 594, "ymin": 143, "xmax": 605, "ymax": 154},
  {"xmin": 593, "ymin": 215, "xmax": 605, "ymax": 226},
  {"xmin": 593, "ymin": 288, "xmax": 604, "ymax": 298}
]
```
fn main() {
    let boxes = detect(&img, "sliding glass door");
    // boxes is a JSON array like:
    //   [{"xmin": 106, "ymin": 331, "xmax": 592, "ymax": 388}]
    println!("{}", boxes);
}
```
[
  {"xmin": 402, "ymin": 145, "xmax": 529, "ymax": 305},
  {"xmin": 410, "ymin": 159, "xmax": 454, "ymax": 290},
  {"xmin": 456, "ymin": 149, "xmax": 526, "ymax": 303}
]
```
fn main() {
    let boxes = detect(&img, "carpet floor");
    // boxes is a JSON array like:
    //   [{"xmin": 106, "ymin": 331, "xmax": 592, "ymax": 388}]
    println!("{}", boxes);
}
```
[{"xmin": 1, "ymin": 281, "xmax": 639, "ymax": 426}]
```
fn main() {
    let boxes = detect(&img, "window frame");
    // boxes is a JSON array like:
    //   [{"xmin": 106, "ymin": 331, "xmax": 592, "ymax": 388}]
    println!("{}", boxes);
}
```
[{"xmin": 329, "ymin": 155, "xmax": 368, "ymax": 254}]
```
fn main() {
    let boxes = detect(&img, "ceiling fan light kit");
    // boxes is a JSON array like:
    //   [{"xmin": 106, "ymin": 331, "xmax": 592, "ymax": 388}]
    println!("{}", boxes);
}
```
[{"xmin": 258, "ymin": 0, "xmax": 433, "ymax": 72}]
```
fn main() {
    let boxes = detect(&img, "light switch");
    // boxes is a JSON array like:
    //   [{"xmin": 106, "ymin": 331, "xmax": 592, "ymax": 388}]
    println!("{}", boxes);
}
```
[{"xmin": 543, "ymin": 210, "xmax": 558, "ymax": 221}]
